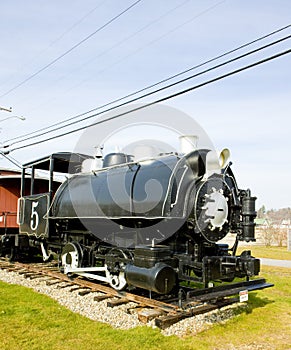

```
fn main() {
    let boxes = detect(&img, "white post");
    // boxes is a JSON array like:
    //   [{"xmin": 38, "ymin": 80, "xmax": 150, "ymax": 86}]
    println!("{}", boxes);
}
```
[{"xmin": 287, "ymin": 228, "xmax": 291, "ymax": 251}]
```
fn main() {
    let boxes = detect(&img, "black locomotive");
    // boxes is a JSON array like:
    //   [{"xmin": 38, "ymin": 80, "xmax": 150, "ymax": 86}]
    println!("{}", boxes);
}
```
[{"xmin": 2, "ymin": 148, "xmax": 260, "ymax": 295}]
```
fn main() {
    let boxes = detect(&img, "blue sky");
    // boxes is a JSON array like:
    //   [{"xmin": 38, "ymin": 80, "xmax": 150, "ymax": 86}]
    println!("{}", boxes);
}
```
[{"xmin": 0, "ymin": 0, "xmax": 290, "ymax": 210}]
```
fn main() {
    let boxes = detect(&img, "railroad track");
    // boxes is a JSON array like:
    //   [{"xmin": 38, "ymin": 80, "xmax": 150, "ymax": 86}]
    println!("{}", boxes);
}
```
[{"xmin": 0, "ymin": 258, "xmax": 273, "ymax": 329}]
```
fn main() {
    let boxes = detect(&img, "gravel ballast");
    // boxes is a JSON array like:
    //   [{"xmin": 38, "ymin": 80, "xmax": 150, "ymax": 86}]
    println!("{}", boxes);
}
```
[{"xmin": 0, "ymin": 268, "xmax": 247, "ymax": 337}]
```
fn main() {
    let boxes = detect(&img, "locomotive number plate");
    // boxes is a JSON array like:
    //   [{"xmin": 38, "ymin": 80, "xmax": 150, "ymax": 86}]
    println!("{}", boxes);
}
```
[{"xmin": 18, "ymin": 194, "xmax": 50, "ymax": 238}]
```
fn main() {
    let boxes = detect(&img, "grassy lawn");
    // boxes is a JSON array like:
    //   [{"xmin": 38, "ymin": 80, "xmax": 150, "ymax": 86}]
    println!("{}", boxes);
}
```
[
  {"xmin": 238, "ymin": 245, "xmax": 291, "ymax": 260},
  {"xmin": 0, "ymin": 265, "xmax": 290, "ymax": 350}
]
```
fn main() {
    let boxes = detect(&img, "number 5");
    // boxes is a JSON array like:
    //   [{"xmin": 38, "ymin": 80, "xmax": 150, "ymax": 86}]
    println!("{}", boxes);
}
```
[{"xmin": 30, "ymin": 201, "xmax": 39, "ymax": 231}]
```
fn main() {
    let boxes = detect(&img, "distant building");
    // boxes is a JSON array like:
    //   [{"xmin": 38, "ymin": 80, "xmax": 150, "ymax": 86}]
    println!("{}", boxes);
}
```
[
  {"xmin": 254, "ymin": 218, "xmax": 272, "ymax": 229},
  {"xmin": 280, "ymin": 219, "xmax": 291, "ymax": 229}
]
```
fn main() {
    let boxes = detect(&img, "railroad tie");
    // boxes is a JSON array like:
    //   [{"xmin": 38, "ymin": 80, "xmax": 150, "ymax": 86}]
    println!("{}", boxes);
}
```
[
  {"xmin": 107, "ymin": 297, "xmax": 129, "ymax": 308},
  {"xmin": 138, "ymin": 308, "xmax": 165, "ymax": 323},
  {"xmin": 94, "ymin": 294, "xmax": 113, "ymax": 302}
]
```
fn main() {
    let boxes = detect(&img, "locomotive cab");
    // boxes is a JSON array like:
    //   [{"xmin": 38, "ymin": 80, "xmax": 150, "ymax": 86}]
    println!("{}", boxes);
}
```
[{"xmin": 17, "ymin": 152, "xmax": 93, "ymax": 259}]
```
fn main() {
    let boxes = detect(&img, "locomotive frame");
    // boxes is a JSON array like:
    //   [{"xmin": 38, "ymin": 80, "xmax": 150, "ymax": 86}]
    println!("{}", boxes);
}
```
[{"xmin": 1, "ymin": 149, "xmax": 272, "ymax": 297}]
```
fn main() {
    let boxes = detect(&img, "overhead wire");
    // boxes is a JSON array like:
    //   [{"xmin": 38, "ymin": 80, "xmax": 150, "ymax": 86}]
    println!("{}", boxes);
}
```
[
  {"xmin": 4, "ymin": 0, "xmax": 224, "ymax": 144},
  {"xmin": 4, "ymin": 48, "xmax": 291, "ymax": 154},
  {"xmin": 0, "ymin": 0, "xmax": 107, "ymax": 90},
  {"xmin": 28, "ymin": 0, "xmax": 192, "ymax": 112},
  {"xmin": 0, "ymin": 151, "xmax": 22, "ymax": 169},
  {"xmin": 2, "ymin": 31, "xmax": 290, "ymax": 150},
  {"xmin": 0, "ymin": 0, "xmax": 143, "ymax": 99},
  {"xmin": 3, "ymin": 23, "xmax": 290, "ymax": 147},
  {"xmin": 34, "ymin": 0, "xmax": 225, "ymax": 106}
]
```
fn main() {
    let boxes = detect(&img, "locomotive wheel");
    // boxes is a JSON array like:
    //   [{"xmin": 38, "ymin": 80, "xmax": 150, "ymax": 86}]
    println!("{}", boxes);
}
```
[
  {"xmin": 61, "ymin": 242, "xmax": 83, "ymax": 270},
  {"xmin": 6, "ymin": 248, "xmax": 16, "ymax": 262},
  {"xmin": 105, "ymin": 266, "xmax": 127, "ymax": 291},
  {"xmin": 105, "ymin": 248, "xmax": 131, "ymax": 291}
]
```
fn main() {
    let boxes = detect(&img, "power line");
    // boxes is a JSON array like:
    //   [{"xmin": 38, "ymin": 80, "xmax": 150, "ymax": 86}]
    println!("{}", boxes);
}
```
[
  {"xmin": 5, "ymin": 48, "xmax": 290, "ymax": 154},
  {"xmin": 0, "ymin": 0, "xmax": 143, "ymax": 99},
  {"xmin": 33, "ymin": 0, "xmax": 225, "ymax": 108},
  {"xmin": 0, "ymin": 1, "xmax": 107, "ymax": 91},
  {"xmin": 3, "ymin": 32, "xmax": 290, "ymax": 149},
  {"xmin": 4, "ymin": 23, "xmax": 290, "ymax": 147},
  {"xmin": 39, "ymin": 1, "xmax": 107, "ymax": 49},
  {"xmin": 0, "ymin": 151, "xmax": 22, "ymax": 169},
  {"xmin": 30, "ymin": 0, "xmax": 192, "ymax": 109},
  {"xmin": 4, "ymin": 0, "xmax": 224, "ymax": 144}
]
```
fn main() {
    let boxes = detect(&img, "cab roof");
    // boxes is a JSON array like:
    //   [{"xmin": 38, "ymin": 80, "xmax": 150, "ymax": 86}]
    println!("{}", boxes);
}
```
[{"xmin": 22, "ymin": 152, "xmax": 93, "ymax": 174}]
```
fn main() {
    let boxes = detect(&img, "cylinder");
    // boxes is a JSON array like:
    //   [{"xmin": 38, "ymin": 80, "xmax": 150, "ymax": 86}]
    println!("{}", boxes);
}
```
[{"xmin": 125, "ymin": 263, "xmax": 176, "ymax": 294}]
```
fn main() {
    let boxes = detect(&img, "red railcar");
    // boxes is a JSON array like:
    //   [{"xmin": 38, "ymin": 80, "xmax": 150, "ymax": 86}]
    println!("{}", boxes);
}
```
[
  {"xmin": 0, "ymin": 153, "xmax": 88, "ymax": 258},
  {"xmin": 0, "ymin": 169, "xmax": 21, "ymax": 234},
  {"xmin": 0, "ymin": 168, "xmax": 56, "ymax": 234}
]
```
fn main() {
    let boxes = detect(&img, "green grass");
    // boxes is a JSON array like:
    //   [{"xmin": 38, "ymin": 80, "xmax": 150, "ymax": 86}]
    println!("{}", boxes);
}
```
[
  {"xmin": 0, "ymin": 265, "xmax": 290, "ymax": 350},
  {"xmin": 238, "ymin": 245, "xmax": 291, "ymax": 260},
  {"xmin": 194, "ymin": 266, "xmax": 291, "ymax": 349}
]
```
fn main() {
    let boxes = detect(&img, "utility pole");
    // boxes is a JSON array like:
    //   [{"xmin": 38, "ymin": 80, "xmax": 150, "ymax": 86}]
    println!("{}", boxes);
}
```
[{"xmin": 0, "ymin": 106, "xmax": 12, "ymax": 113}]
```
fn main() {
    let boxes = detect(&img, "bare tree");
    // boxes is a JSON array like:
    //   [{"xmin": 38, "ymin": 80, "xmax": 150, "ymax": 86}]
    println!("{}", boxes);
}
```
[
  {"xmin": 261, "ymin": 224, "xmax": 275, "ymax": 247},
  {"xmin": 273, "ymin": 228, "xmax": 287, "ymax": 247}
]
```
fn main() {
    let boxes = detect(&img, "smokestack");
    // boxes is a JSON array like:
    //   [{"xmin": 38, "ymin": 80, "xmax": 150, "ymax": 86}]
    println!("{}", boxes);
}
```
[{"xmin": 179, "ymin": 135, "xmax": 198, "ymax": 154}]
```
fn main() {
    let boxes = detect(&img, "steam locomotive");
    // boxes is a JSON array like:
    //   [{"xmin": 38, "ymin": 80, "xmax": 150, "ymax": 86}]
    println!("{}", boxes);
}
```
[{"xmin": 2, "ymin": 144, "xmax": 259, "ymax": 295}]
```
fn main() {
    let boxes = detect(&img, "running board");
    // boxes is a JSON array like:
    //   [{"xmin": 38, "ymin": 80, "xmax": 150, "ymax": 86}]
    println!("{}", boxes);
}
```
[{"xmin": 186, "ymin": 278, "xmax": 274, "ymax": 303}]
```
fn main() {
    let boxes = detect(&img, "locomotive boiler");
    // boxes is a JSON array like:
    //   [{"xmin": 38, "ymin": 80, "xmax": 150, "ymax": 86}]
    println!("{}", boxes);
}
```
[{"xmin": 12, "ymin": 146, "xmax": 259, "ymax": 295}]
